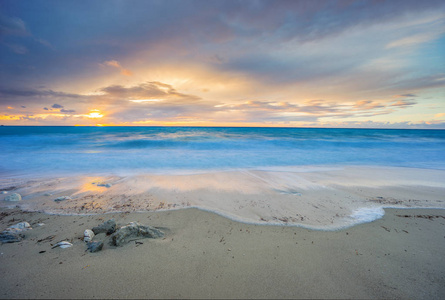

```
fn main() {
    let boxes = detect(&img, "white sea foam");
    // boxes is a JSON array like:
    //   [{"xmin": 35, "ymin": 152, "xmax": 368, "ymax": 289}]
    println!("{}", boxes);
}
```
[{"xmin": 349, "ymin": 207, "xmax": 385, "ymax": 224}]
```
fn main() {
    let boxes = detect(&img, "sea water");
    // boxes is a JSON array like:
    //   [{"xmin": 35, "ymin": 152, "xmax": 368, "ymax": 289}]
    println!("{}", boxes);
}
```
[{"xmin": 1, "ymin": 126, "xmax": 445, "ymax": 177}]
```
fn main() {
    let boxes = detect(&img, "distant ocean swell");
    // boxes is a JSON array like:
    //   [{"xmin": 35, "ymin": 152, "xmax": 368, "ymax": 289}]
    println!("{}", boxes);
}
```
[{"xmin": 1, "ymin": 127, "xmax": 445, "ymax": 177}]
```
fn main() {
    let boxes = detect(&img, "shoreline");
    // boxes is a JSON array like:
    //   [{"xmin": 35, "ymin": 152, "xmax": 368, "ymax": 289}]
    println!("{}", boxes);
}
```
[
  {"xmin": 1, "ymin": 165, "xmax": 445, "ymax": 230},
  {"xmin": 1, "ymin": 206, "xmax": 444, "ymax": 299}
]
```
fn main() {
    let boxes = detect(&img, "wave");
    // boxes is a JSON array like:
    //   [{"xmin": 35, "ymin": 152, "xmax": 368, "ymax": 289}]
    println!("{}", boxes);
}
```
[{"xmin": 1, "ymin": 127, "xmax": 444, "ymax": 176}]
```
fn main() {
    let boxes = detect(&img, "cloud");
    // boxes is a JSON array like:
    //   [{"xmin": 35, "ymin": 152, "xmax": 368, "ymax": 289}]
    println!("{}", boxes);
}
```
[
  {"xmin": 391, "ymin": 100, "xmax": 417, "ymax": 107},
  {"xmin": 49, "ymin": 103, "xmax": 76, "ymax": 113},
  {"xmin": 0, "ymin": 14, "xmax": 28, "ymax": 36},
  {"xmin": 60, "ymin": 108, "xmax": 75, "ymax": 113},
  {"xmin": 318, "ymin": 120, "xmax": 445, "ymax": 129},
  {"xmin": 386, "ymin": 30, "xmax": 445, "ymax": 49},
  {"xmin": 0, "ymin": 88, "xmax": 84, "ymax": 104},
  {"xmin": 5, "ymin": 43, "xmax": 28, "ymax": 54},
  {"xmin": 99, "ymin": 81, "xmax": 201, "ymax": 102},
  {"xmin": 103, "ymin": 60, "xmax": 133, "ymax": 76}
]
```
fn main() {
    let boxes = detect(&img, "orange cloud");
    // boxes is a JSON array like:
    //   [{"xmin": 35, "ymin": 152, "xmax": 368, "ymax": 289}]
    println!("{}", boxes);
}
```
[{"xmin": 103, "ymin": 60, "xmax": 133, "ymax": 76}]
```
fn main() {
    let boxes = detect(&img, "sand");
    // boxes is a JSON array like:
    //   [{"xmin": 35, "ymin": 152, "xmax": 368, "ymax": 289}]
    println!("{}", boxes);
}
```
[
  {"xmin": 1, "ymin": 166, "xmax": 445, "ymax": 298},
  {"xmin": 1, "ymin": 166, "xmax": 445, "ymax": 229},
  {"xmin": 0, "ymin": 207, "xmax": 444, "ymax": 299}
]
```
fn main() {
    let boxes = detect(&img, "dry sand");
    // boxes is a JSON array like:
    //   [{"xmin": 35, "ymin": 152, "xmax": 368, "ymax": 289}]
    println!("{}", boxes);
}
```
[{"xmin": 0, "ymin": 207, "xmax": 444, "ymax": 299}]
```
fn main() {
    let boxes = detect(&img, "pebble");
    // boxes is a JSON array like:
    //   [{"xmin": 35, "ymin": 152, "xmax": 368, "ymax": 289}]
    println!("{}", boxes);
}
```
[
  {"xmin": 97, "ymin": 183, "xmax": 112, "ymax": 188},
  {"xmin": 6, "ymin": 222, "xmax": 32, "ymax": 231},
  {"xmin": 84, "ymin": 229, "xmax": 95, "ymax": 242},
  {"xmin": 87, "ymin": 241, "xmax": 104, "ymax": 253},
  {"xmin": 110, "ymin": 222, "xmax": 164, "ymax": 247},
  {"xmin": 54, "ymin": 196, "xmax": 71, "ymax": 202},
  {"xmin": 0, "ymin": 231, "xmax": 23, "ymax": 243},
  {"xmin": 52, "ymin": 241, "xmax": 73, "ymax": 249},
  {"xmin": 4, "ymin": 193, "xmax": 21, "ymax": 202},
  {"xmin": 92, "ymin": 219, "xmax": 116, "ymax": 235}
]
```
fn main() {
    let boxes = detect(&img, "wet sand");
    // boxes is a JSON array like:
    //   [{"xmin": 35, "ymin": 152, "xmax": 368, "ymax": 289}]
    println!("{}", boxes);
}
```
[
  {"xmin": 2, "ymin": 166, "xmax": 445, "ymax": 229},
  {"xmin": 1, "ymin": 207, "xmax": 444, "ymax": 299}
]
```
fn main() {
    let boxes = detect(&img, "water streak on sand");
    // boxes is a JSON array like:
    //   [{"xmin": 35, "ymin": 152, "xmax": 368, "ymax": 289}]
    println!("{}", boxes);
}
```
[{"xmin": 1, "ymin": 166, "xmax": 445, "ymax": 230}]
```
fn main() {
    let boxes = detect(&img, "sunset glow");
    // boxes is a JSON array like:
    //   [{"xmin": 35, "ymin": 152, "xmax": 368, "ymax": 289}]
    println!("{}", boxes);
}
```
[
  {"xmin": 87, "ymin": 110, "xmax": 104, "ymax": 119},
  {"xmin": 0, "ymin": 0, "xmax": 444, "ymax": 128}
]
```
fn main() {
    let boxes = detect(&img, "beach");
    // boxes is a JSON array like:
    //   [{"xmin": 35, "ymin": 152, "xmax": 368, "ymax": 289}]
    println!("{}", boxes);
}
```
[
  {"xmin": 1, "ymin": 206, "xmax": 444, "ymax": 299},
  {"xmin": 1, "ymin": 127, "xmax": 445, "ymax": 298},
  {"xmin": 1, "ymin": 165, "xmax": 445, "ymax": 299},
  {"xmin": 2, "ymin": 0, "xmax": 445, "ymax": 297}
]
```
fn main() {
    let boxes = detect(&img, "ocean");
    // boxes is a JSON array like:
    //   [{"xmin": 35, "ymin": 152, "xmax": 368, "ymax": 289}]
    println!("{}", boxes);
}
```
[{"xmin": 1, "ymin": 126, "xmax": 444, "ymax": 177}]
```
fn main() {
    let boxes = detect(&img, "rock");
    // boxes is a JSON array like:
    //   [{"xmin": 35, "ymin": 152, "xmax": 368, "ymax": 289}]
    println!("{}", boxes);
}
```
[
  {"xmin": 1, "ymin": 191, "xmax": 7, "ymax": 194},
  {"xmin": 97, "ymin": 183, "xmax": 112, "ymax": 188},
  {"xmin": 92, "ymin": 219, "xmax": 116, "ymax": 235},
  {"xmin": 54, "ymin": 196, "xmax": 71, "ymax": 202},
  {"xmin": 43, "ymin": 193, "xmax": 52, "ymax": 196},
  {"xmin": 0, "ymin": 231, "xmax": 23, "ymax": 243},
  {"xmin": 6, "ymin": 222, "xmax": 32, "ymax": 232},
  {"xmin": 51, "ymin": 241, "xmax": 73, "ymax": 249},
  {"xmin": 110, "ymin": 222, "xmax": 164, "ymax": 247},
  {"xmin": 5, "ymin": 193, "xmax": 21, "ymax": 201},
  {"xmin": 84, "ymin": 229, "xmax": 95, "ymax": 242},
  {"xmin": 87, "ymin": 241, "xmax": 103, "ymax": 252}
]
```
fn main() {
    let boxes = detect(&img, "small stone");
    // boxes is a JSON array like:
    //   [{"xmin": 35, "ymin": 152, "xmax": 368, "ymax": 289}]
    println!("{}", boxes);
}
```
[
  {"xmin": 97, "ymin": 183, "xmax": 112, "ymax": 188},
  {"xmin": 0, "ymin": 231, "xmax": 23, "ymax": 243},
  {"xmin": 110, "ymin": 222, "xmax": 164, "ymax": 247},
  {"xmin": 54, "ymin": 196, "xmax": 71, "ymax": 202},
  {"xmin": 6, "ymin": 222, "xmax": 32, "ymax": 232},
  {"xmin": 92, "ymin": 219, "xmax": 116, "ymax": 235},
  {"xmin": 84, "ymin": 229, "xmax": 95, "ymax": 242},
  {"xmin": 43, "ymin": 193, "xmax": 52, "ymax": 197},
  {"xmin": 5, "ymin": 193, "xmax": 21, "ymax": 202},
  {"xmin": 87, "ymin": 241, "xmax": 104, "ymax": 253},
  {"xmin": 52, "ymin": 241, "xmax": 73, "ymax": 249}
]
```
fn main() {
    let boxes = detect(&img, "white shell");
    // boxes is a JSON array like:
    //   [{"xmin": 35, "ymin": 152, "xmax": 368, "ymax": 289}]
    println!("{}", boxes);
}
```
[
  {"xmin": 7, "ymin": 222, "xmax": 32, "ymax": 230},
  {"xmin": 84, "ymin": 229, "xmax": 95, "ymax": 242},
  {"xmin": 55, "ymin": 241, "xmax": 73, "ymax": 248}
]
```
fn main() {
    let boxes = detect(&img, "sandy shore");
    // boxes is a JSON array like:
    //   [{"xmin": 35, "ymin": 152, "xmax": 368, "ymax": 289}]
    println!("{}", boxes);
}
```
[
  {"xmin": 1, "ymin": 166, "xmax": 445, "ymax": 229},
  {"xmin": 0, "ymin": 207, "xmax": 444, "ymax": 299},
  {"xmin": 1, "ymin": 166, "xmax": 445, "ymax": 298}
]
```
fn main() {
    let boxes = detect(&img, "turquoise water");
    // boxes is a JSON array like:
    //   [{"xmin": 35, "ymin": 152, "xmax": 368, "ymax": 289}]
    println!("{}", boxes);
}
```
[{"xmin": 1, "ymin": 126, "xmax": 444, "ymax": 176}]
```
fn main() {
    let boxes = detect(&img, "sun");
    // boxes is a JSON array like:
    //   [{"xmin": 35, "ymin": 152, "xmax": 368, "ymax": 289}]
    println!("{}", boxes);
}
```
[{"xmin": 87, "ymin": 109, "xmax": 104, "ymax": 119}]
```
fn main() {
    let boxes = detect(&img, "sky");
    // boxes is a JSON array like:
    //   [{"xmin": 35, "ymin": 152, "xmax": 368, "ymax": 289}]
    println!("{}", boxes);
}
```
[{"xmin": 0, "ymin": 0, "xmax": 444, "ymax": 128}]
